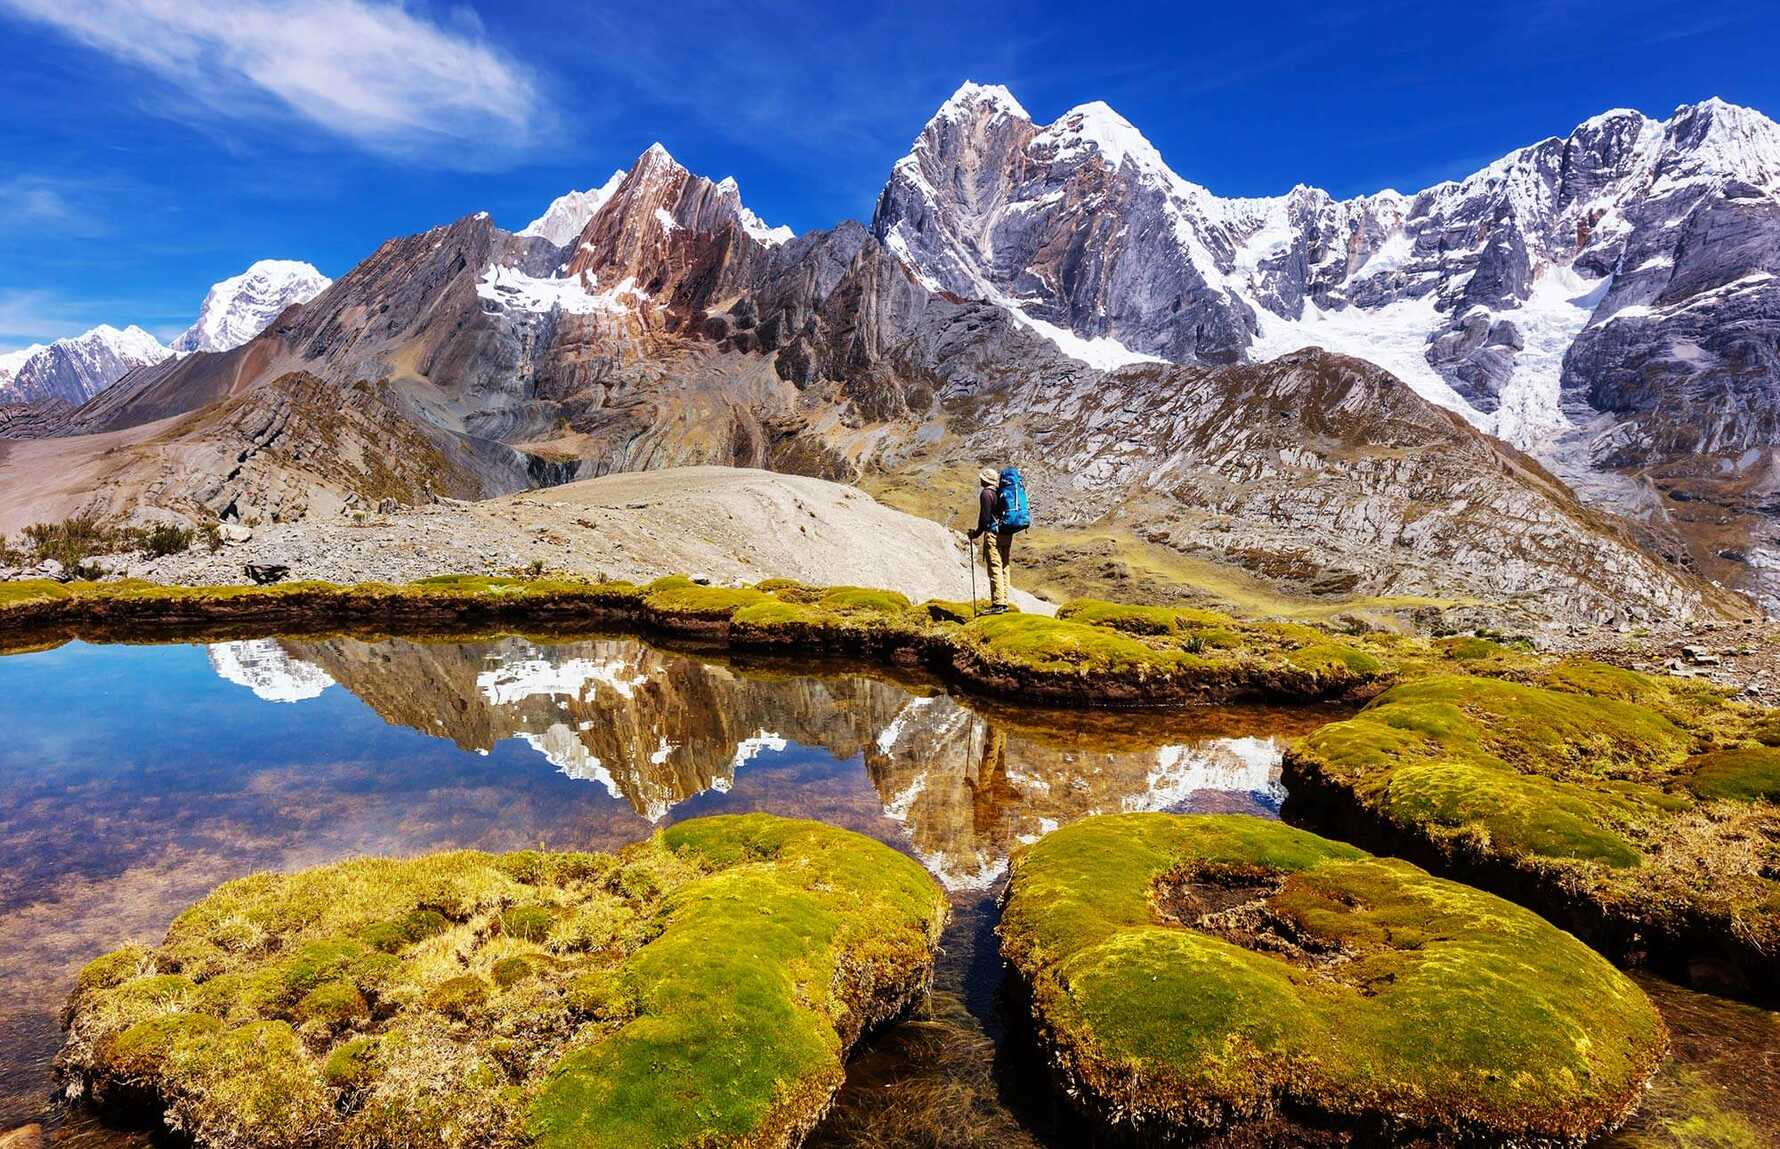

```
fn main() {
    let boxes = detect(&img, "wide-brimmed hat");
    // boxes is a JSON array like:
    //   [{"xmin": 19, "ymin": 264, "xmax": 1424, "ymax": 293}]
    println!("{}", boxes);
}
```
[{"xmin": 977, "ymin": 466, "xmax": 999, "ymax": 486}]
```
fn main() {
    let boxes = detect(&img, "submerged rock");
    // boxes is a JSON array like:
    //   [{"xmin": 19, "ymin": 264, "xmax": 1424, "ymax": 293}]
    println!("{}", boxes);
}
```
[
  {"xmin": 57, "ymin": 814, "xmax": 947, "ymax": 1149},
  {"xmin": 999, "ymin": 813, "xmax": 1667, "ymax": 1145},
  {"xmin": 1283, "ymin": 663, "xmax": 1780, "ymax": 997}
]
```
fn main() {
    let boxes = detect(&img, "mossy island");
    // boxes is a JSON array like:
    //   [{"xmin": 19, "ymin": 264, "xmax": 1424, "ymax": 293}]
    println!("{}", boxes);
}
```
[
  {"xmin": 57, "ymin": 815, "xmax": 947, "ymax": 1149},
  {"xmin": 0, "ymin": 575, "xmax": 1396, "ymax": 707},
  {"xmin": 1283, "ymin": 663, "xmax": 1780, "ymax": 998},
  {"xmin": 999, "ymin": 813, "xmax": 1669, "ymax": 1145}
]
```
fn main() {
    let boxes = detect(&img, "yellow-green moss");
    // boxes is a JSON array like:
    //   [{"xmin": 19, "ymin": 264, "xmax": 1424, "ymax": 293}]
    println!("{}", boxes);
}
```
[
  {"xmin": 961, "ymin": 613, "xmax": 1195, "ymax": 675},
  {"xmin": 1687, "ymin": 747, "xmax": 1780, "ymax": 803},
  {"xmin": 1054, "ymin": 599, "xmax": 1238, "ymax": 636},
  {"xmin": 1000, "ymin": 813, "xmax": 1667, "ymax": 1143},
  {"xmin": 640, "ymin": 577, "xmax": 771, "ymax": 619},
  {"xmin": 1282, "ymin": 641, "xmax": 1383, "ymax": 677},
  {"xmin": 1287, "ymin": 668, "xmax": 1780, "ymax": 977},
  {"xmin": 61, "ymin": 815, "xmax": 946, "ymax": 1149},
  {"xmin": 0, "ymin": 578, "xmax": 71, "ymax": 607}
]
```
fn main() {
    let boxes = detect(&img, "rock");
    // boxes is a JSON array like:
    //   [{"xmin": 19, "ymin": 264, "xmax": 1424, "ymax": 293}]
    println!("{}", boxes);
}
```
[
  {"xmin": 376, "ymin": 497, "xmax": 399, "ymax": 515},
  {"xmin": 58, "ymin": 814, "xmax": 946, "ymax": 1149},
  {"xmin": 1000, "ymin": 813, "xmax": 1668, "ymax": 1145},
  {"xmin": 244, "ymin": 563, "xmax": 290, "ymax": 585},
  {"xmin": 217, "ymin": 522, "xmax": 253, "ymax": 545},
  {"xmin": 33, "ymin": 558, "xmax": 64, "ymax": 581}
]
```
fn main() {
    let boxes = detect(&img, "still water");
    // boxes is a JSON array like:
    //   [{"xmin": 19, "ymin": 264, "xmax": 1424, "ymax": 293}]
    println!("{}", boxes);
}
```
[{"xmin": 0, "ymin": 634, "xmax": 1773, "ymax": 1146}]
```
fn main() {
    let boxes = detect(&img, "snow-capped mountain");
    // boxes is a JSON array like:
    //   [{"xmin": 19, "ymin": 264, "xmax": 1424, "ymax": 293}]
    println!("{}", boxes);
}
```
[
  {"xmin": 0, "ymin": 325, "xmax": 171, "ymax": 406},
  {"xmin": 0, "ymin": 125, "xmax": 1758, "ymax": 624},
  {"xmin": 172, "ymin": 259, "xmax": 332, "ymax": 353},
  {"xmin": 517, "ymin": 169, "xmax": 626, "ymax": 247},
  {"xmin": 874, "ymin": 85, "xmax": 1780, "ymax": 453},
  {"xmin": 479, "ymin": 143, "xmax": 796, "ymax": 334},
  {"xmin": 517, "ymin": 158, "xmax": 793, "ymax": 253},
  {"xmin": 0, "ymin": 343, "xmax": 47, "ymax": 393},
  {"xmin": 206, "ymin": 639, "xmax": 336, "ymax": 702}
]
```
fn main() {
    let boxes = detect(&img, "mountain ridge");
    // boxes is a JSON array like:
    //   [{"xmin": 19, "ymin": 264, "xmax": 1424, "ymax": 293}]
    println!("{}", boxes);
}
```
[{"xmin": 2, "ymin": 91, "xmax": 1774, "ymax": 626}]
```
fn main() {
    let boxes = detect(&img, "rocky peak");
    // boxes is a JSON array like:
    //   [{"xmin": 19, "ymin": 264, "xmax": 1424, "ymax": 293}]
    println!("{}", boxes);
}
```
[
  {"xmin": 1658, "ymin": 98, "xmax": 1780, "ymax": 189},
  {"xmin": 557, "ymin": 144, "xmax": 790, "ymax": 322},
  {"xmin": 875, "ymin": 84, "xmax": 1261, "ymax": 365}
]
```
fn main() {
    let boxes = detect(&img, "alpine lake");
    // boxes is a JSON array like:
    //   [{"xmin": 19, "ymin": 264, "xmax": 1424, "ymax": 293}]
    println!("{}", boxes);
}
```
[{"xmin": 1, "ymin": 630, "xmax": 1775, "ymax": 1147}]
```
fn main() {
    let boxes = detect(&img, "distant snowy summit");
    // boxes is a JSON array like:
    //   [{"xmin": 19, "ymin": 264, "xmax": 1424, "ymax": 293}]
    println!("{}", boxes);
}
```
[
  {"xmin": 0, "ymin": 325, "xmax": 171, "ymax": 406},
  {"xmin": 1, "ymin": 259, "xmax": 331, "ymax": 408},
  {"xmin": 173, "ymin": 259, "xmax": 332, "ymax": 353},
  {"xmin": 518, "ymin": 170, "xmax": 626, "ymax": 247}
]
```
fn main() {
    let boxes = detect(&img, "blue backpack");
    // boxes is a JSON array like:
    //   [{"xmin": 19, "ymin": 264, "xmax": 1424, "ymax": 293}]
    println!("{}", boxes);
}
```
[{"xmin": 996, "ymin": 466, "xmax": 1031, "ymax": 532}]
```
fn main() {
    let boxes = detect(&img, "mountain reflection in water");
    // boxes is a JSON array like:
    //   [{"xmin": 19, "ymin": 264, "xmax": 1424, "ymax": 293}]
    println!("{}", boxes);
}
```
[
  {"xmin": 1, "ymin": 634, "xmax": 1312, "ymax": 1135},
  {"xmin": 4, "ymin": 635, "xmax": 1770, "ymax": 1149},
  {"xmin": 211, "ymin": 635, "xmax": 1300, "ymax": 891}
]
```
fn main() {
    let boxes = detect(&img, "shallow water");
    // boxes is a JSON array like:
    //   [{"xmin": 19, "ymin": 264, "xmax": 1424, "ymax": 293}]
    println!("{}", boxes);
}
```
[{"xmin": 0, "ymin": 634, "xmax": 1773, "ymax": 1146}]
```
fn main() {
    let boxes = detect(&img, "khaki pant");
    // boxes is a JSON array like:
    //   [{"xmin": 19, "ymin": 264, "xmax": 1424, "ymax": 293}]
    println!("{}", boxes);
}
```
[{"xmin": 982, "ymin": 529, "xmax": 1014, "ymax": 607}]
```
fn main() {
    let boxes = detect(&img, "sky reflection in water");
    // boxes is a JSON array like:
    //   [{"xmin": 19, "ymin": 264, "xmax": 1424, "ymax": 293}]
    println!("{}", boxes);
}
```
[
  {"xmin": 0, "ymin": 634, "xmax": 1302, "ymax": 1128},
  {"xmin": 2, "ymin": 635, "xmax": 1772, "ymax": 1148}
]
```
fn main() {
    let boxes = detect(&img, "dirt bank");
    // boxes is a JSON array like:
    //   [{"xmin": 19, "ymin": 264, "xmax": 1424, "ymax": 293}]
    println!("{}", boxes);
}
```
[{"xmin": 104, "ymin": 467, "xmax": 1054, "ymax": 614}]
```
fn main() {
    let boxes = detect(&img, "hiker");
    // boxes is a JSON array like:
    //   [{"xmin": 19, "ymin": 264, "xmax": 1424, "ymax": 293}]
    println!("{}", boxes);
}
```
[{"xmin": 967, "ymin": 465, "xmax": 1029, "ymax": 614}]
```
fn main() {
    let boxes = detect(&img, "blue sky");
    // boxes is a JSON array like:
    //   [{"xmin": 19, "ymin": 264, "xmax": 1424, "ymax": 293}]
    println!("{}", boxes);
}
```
[{"xmin": 2, "ymin": 0, "xmax": 1775, "ymax": 352}]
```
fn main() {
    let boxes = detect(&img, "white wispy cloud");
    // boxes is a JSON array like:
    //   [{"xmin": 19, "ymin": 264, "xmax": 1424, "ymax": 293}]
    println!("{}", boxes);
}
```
[
  {"xmin": 0, "ymin": 176, "xmax": 107, "ymax": 237},
  {"xmin": 0, "ymin": 289, "xmax": 106, "ymax": 343},
  {"xmin": 0, "ymin": 0, "xmax": 546, "ymax": 166}
]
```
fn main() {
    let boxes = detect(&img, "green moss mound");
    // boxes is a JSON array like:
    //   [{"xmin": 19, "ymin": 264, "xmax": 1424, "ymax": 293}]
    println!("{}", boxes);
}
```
[
  {"xmin": 1285, "ymin": 668, "xmax": 1780, "ymax": 995},
  {"xmin": 951, "ymin": 607, "xmax": 1390, "ymax": 704},
  {"xmin": 0, "ymin": 576, "xmax": 1409, "ymax": 706},
  {"xmin": 1000, "ymin": 813, "xmax": 1668, "ymax": 1144},
  {"xmin": 60, "ymin": 815, "xmax": 947, "ymax": 1149}
]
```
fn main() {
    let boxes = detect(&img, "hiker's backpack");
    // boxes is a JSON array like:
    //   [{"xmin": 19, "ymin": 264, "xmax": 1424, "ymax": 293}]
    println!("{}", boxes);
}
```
[{"xmin": 996, "ymin": 467, "xmax": 1031, "ymax": 532}]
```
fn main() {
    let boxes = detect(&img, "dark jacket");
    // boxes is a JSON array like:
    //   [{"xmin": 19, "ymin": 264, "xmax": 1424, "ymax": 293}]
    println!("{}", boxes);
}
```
[{"xmin": 972, "ymin": 485, "xmax": 999, "ymax": 537}]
